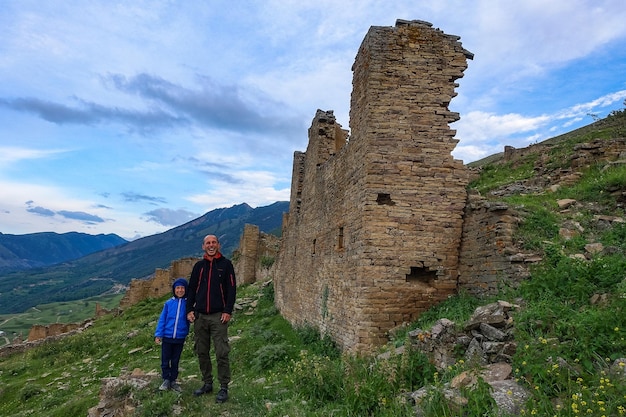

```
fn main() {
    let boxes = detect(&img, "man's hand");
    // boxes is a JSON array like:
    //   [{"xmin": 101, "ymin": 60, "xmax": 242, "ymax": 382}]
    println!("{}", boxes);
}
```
[
  {"xmin": 187, "ymin": 312, "xmax": 195, "ymax": 322},
  {"xmin": 221, "ymin": 312, "xmax": 231, "ymax": 323}
]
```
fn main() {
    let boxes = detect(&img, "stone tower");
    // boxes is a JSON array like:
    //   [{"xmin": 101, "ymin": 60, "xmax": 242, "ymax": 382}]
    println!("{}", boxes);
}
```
[{"xmin": 273, "ymin": 19, "xmax": 473, "ymax": 352}]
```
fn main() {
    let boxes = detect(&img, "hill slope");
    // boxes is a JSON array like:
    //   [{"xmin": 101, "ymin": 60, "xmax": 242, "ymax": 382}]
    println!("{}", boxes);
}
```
[{"xmin": 0, "ymin": 201, "xmax": 289, "ymax": 314}]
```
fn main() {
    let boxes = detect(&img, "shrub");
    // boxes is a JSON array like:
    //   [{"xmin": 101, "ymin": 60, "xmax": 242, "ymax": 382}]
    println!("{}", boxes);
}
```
[
  {"xmin": 295, "ymin": 325, "xmax": 339, "ymax": 358},
  {"xmin": 251, "ymin": 342, "xmax": 290, "ymax": 371},
  {"xmin": 260, "ymin": 255, "xmax": 275, "ymax": 268},
  {"xmin": 289, "ymin": 350, "xmax": 343, "ymax": 403},
  {"xmin": 19, "ymin": 384, "xmax": 42, "ymax": 401},
  {"xmin": 260, "ymin": 281, "xmax": 275, "ymax": 303}
]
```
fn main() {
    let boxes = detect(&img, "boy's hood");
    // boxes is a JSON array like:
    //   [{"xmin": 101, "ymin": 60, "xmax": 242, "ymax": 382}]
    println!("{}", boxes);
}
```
[{"xmin": 172, "ymin": 277, "xmax": 188, "ymax": 296}]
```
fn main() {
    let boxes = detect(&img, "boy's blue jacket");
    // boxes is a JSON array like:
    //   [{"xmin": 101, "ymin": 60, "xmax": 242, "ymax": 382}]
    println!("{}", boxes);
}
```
[{"xmin": 155, "ymin": 278, "xmax": 190, "ymax": 342}]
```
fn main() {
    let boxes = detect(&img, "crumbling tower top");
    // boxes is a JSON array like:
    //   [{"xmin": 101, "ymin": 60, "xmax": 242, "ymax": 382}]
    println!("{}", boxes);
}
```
[{"xmin": 274, "ymin": 19, "xmax": 473, "ymax": 352}]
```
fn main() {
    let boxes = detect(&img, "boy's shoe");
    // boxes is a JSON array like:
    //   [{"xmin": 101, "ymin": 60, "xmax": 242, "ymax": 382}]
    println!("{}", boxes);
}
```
[
  {"xmin": 170, "ymin": 381, "xmax": 182, "ymax": 392},
  {"xmin": 159, "ymin": 379, "xmax": 171, "ymax": 391},
  {"xmin": 216, "ymin": 387, "xmax": 228, "ymax": 403},
  {"xmin": 193, "ymin": 383, "xmax": 213, "ymax": 396}
]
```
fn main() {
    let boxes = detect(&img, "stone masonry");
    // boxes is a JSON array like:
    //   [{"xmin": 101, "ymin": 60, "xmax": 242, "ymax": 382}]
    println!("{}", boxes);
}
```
[
  {"xmin": 233, "ymin": 224, "xmax": 281, "ymax": 285},
  {"xmin": 457, "ymin": 195, "xmax": 532, "ymax": 296},
  {"xmin": 273, "ymin": 20, "xmax": 474, "ymax": 352},
  {"xmin": 119, "ymin": 257, "xmax": 198, "ymax": 309}
]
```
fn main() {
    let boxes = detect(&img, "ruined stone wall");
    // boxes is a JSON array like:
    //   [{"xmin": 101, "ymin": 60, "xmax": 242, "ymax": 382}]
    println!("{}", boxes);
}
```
[
  {"xmin": 457, "ymin": 137, "xmax": 626, "ymax": 295},
  {"xmin": 457, "ymin": 195, "xmax": 532, "ymax": 296},
  {"xmin": 119, "ymin": 257, "xmax": 198, "ymax": 309},
  {"xmin": 274, "ymin": 20, "xmax": 473, "ymax": 352},
  {"xmin": 27, "ymin": 322, "xmax": 84, "ymax": 342},
  {"xmin": 255, "ymin": 232, "xmax": 281, "ymax": 281},
  {"xmin": 503, "ymin": 138, "xmax": 626, "ymax": 169},
  {"xmin": 234, "ymin": 224, "xmax": 260, "ymax": 285},
  {"xmin": 233, "ymin": 224, "xmax": 281, "ymax": 284}
]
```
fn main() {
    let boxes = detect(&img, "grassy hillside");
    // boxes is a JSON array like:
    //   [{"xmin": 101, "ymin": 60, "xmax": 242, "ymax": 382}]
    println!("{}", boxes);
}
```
[
  {"xmin": 0, "ymin": 294, "xmax": 124, "ymax": 345},
  {"xmin": 0, "ymin": 111, "xmax": 625, "ymax": 416},
  {"xmin": 468, "ymin": 105, "xmax": 626, "ymax": 168}
]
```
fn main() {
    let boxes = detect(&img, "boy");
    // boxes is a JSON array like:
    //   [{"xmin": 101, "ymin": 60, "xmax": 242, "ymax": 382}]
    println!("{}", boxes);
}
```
[{"xmin": 155, "ymin": 277, "xmax": 190, "ymax": 392}]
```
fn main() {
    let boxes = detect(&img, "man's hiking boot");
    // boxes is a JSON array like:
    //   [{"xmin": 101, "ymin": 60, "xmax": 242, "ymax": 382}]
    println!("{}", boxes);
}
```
[
  {"xmin": 216, "ymin": 386, "xmax": 228, "ymax": 403},
  {"xmin": 159, "ymin": 379, "xmax": 171, "ymax": 391},
  {"xmin": 170, "ymin": 381, "xmax": 182, "ymax": 392},
  {"xmin": 193, "ymin": 382, "xmax": 213, "ymax": 396}
]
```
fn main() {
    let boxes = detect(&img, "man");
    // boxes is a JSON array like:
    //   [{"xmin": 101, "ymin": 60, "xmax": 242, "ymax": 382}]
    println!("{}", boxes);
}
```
[{"xmin": 186, "ymin": 234, "xmax": 236, "ymax": 403}]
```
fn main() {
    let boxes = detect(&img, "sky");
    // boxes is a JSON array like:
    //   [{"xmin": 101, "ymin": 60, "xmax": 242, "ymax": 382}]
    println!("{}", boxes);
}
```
[{"xmin": 1, "ymin": 1, "xmax": 626, "ymax": 241}]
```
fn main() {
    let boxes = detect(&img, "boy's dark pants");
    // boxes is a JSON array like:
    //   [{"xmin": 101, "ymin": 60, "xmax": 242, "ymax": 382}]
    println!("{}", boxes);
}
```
[
  {"xmin": 194, "ymin": 312, "xmax": 231, "ymax": 387},
  {"xmin": 161, "ymin": 340, "xmax": 184, "ymax": 381}
]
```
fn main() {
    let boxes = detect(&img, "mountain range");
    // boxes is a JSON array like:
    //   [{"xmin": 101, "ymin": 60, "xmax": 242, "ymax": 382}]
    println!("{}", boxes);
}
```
[
  {"xmin": 0, "ymin": 231, "xmax": 127, "ymax": 274},
  {"xmin": 0, "ymin": 201, "xmax": 289, "ymax": 314}
]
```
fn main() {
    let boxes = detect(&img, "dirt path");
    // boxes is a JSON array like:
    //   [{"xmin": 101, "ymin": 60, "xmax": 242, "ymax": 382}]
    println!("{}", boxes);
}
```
[{"xmin": 0, "ymin": 316, "xmax": 16, "ymax": 326}]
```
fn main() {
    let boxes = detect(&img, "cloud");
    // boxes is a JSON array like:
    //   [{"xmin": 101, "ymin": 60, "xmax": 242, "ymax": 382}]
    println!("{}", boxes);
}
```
[
  {"xmin": 558, "ymin": 90, "xmax": 626, "ymax": 119},
  {"xmin": 197, "ymin": 170, "xmax": 243, "ymax": 185},
  {"xmin": 188, "ymin": 169, "xmax": 290, "ymax": 210},
  {"xmin": 0, "ymin": 146, "xmax": 67, "ymax": 166},
  {"xmin": 121, "ymin": 192, "xmax": 167, "ymax": 204},
  {"xmin": 24, "ymin": 201, "xmax": 106, "ymax": 223},
  {"xmin": 458, "ymin": 90, "xmax": 626, "ymax": 146},
  {"xmin": 455, "ymin": 111, "xmax": 552, "ymax": 144},
  {"xmin": 451, "ymin": 88, "xmax": 626, "ymax": 162},
  {"xmin": 104, "ymin": 73, "xmax": 305, "ymax": 136},
  {"xmin": 144, "ymin": 208, "xmax": 199, "ymax": 226},
  {"xmin": 178, "ymin": 156, "xmax": 246, "ymax": 185},
  {"xmin": 0, "ymin": 97, "xmax": 99, "ymax": 124},
  {"xmin": 0, "ymin": 71, "xmax": 306, "ymax": 138},
  {"xmin": 57, "ymin": 210, "xmax": 105, "ymax": 223},
  {"xmin": 0, "ymin": 96, "xmax": 184, "ymax": 131},
  {"xmin": 456, "ymin": 1, "xmax": 626, "ymax": 79},
  {"xmin": 185, "ymin": 156, "xmax": 230, "ymax": 170},
  {"xmin": 26, "ymin": 205, "xmax": 55, "ymax": 217}
]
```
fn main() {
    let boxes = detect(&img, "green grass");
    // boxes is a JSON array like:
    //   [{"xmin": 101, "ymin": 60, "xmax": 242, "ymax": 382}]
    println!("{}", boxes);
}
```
[
  {"xmin": 460, "ymin": 111, "xmax": 626, "ymax": 415},
  {"xmin": 468, "ymin": 159, "xmax": 536, "ymax": 195},
  {"xmin": 567, "ymin": 164, "xmax": 626, "ymax": 207},
  {"xmin": 2, "ymin": 213, "xmax": 626, "ymax": 416},
  {"xmin": 5, "ymin": 234, "xmax": 623, "ymax": 417},
  {"xmin": 0, "ymin": 277, "xmax": 441, "ymax": 416}
]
